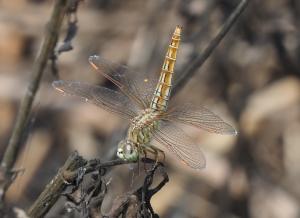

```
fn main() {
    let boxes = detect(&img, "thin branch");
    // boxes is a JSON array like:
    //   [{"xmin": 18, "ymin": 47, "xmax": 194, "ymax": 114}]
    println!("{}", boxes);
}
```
[
  {"xmin": 0, "ymin": 0, "xmax": 69, "ymax": 192},
  {"xmin": 173, "ymin": 0, "xmax": 249, "ymax": 94},
  {"xmin": 62, "ymin": 158, "xmax": 135, "ymax": 182},
  {"xmin": 27, "ymin": 152, "xmax": 86, "ymax": 218}
]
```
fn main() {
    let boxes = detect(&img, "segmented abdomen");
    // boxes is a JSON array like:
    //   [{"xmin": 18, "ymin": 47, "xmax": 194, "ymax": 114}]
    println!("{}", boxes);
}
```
[{"xmin": 150, "ymin": 26, "xmax": 181, "ymax": 112}]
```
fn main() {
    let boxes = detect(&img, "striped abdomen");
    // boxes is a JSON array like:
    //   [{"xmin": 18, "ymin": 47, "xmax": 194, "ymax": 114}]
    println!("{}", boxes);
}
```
[{"xmin": 150, "ymin": 26, "xmax": 181, "ymax": 112}]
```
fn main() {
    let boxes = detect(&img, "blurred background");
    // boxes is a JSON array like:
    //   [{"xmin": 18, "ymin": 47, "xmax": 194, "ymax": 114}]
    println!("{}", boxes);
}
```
[{"xmin": 0, "ymin": 0, "xmax": 300, "ymax": 217}]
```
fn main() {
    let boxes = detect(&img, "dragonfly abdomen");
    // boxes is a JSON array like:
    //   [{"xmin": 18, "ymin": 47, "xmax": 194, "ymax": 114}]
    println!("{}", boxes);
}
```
[{"xmin": 150, "ymin": 26, "xmax": 181, "ymax": 112}]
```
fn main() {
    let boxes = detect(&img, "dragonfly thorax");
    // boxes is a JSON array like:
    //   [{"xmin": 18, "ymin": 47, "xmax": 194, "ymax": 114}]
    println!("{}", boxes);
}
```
[
  {"xmin": 131, "ymin": 108, "xmax": 160, "ymax": 127},
  {"xmin": 117, "ymin": 109, "xmax": 160, "ymax": 161},
  {"xmin": 129, "ymin": 108, "xmax": 160, "ymax": 144}
]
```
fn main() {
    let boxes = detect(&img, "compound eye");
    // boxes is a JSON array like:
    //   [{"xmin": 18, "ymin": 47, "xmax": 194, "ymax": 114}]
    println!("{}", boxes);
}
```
[
  {"xmin": 126, "ymin": 144, "xmax": 133, "ymax": 153},
  {"xmin": 117, "ymin": 148, "xmax": 124, "ymax": 155}
]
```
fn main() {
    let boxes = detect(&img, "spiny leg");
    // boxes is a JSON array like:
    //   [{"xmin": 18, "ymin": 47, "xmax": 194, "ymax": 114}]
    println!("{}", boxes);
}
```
[
  {"xmin": 138, "ymin": 145, "xmax": 149, "ymax": 172},
  {"xmin": 148, "ymin": 145, "xmax": 165, "ymax": 164},
  {"xmin": 150, "ymin": 145, "xmax": 166, "ymax": 166},
  {"xmin": 148, "ymin": 146, "xmax": 160, "ymax": 166},
  {"xmin": 142, "ymin": 147, "xmax": 148, "ymax": 171},
  {"xmin": 138, "ymin": 145, "xmax": 156, "ymax": 171},
  {"xmin": 143, "ymin": 145, "xmax": 165, "ymax": 170}
]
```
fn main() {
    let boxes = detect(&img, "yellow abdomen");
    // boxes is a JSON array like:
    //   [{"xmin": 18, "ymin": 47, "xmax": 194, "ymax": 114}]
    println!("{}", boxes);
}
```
[{"xmin": 150, "ymin": 26, "xmax": 181, "ymax": 112}]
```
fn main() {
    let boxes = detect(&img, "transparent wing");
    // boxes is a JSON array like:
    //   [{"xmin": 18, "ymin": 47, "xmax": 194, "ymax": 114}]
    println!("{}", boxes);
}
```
[
  {"xmin": 89, "ymin": 55, "xmax": 157, "ymax": 109},
  {"xmin": 153, "ymin": 121, "xmax": 206, "ymax": 169},
  {"xmin": 53, "ymin": 80, "xmax": 138, "ymax": 119},
  {"xmin": 163, "ymin": 103, "xmax": 237, "ymax": 135}
]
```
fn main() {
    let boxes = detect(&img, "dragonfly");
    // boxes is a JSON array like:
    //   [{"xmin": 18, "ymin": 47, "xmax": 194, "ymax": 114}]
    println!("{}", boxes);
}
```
[{"xmin": 53, "ymin": 26, "xmax": 237, "ymax": 169}]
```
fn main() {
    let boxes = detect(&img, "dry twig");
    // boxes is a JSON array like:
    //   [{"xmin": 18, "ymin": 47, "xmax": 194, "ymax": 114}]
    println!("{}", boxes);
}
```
[
  {"xmin": 27, "ymin": 152, "xmax": 86, "ymax": 218},
  {"xmin": 0, "ymin": 1, "xmax": 70, "ymax": 206}
]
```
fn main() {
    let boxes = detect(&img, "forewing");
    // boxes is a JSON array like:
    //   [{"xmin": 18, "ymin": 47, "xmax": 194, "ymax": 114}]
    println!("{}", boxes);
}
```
[
  {"xmin": 153, "ymin": 121, "xmax": 206, "ymax": 169},
  {"xmin": 164, "ymin": 103, "xmax": 237, "ymax": 135},
  {"xmin": 89, "ymin": 55, "xmax": 157, "ymax": 109},
  {"xmin": 53, "ymin": 80, "xmax": 138, "ymax": 119}
]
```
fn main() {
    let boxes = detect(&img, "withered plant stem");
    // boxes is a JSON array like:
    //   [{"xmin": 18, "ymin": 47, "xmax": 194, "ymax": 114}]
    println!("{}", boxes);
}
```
[
  {"xmin": 27, "ymin": 152, "xmax": 86, "ymax": 218},
  {"xmin": 1, "ymin": 0, "xmax": 69, "ymax": 175}
]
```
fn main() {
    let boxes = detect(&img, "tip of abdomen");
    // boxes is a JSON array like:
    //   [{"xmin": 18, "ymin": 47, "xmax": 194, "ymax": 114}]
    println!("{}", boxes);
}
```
[{"xmin": 174, "ymin": 25, "xmax": 182, "ymax": 36}]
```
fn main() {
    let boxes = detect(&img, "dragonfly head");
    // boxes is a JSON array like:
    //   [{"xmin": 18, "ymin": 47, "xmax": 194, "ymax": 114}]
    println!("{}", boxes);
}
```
[{"xmin": 117, "ymin": 140, "xmax": 138, "ymax": 161}]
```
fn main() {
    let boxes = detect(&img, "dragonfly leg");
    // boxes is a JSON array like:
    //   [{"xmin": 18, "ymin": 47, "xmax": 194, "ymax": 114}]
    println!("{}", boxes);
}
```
[
  {"xmin": 139, "ymin": 145, "xmax": 156, "ymax": 171},
  {"xmin": 139, "ymin": 146, "xmax": 149, "ymax": 171},
  {"xmin": 143, "ymin": 145, "xmax": 165, "ymax": 168},
  {"xmin": 148, "ymin": 145, "xmax": 165, "ymax": 164}
]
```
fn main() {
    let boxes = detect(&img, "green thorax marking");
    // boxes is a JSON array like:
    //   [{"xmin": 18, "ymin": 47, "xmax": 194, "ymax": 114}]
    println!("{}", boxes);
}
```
[{"xmin": 128, "ymin": 108, "xmax": 160, "ymax": 145}]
